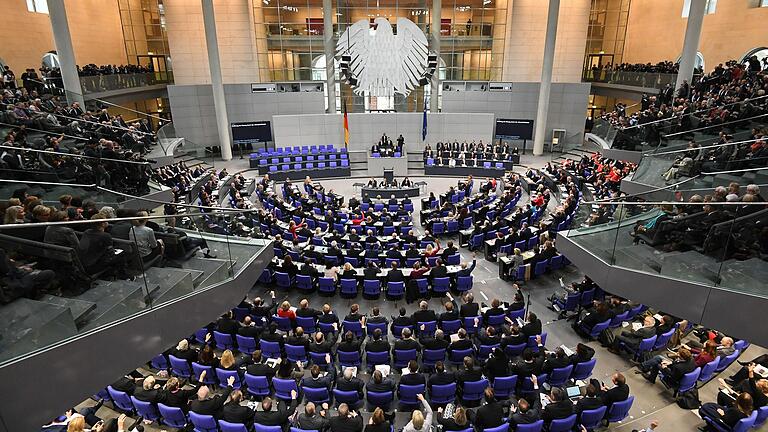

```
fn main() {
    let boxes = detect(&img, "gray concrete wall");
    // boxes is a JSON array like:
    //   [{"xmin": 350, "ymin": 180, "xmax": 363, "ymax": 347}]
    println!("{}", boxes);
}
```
[
  {"xmin": 441, "ymin": 82, "xmax": 591, "ymax": 148},
  {"xmin": 167, "ymin": 84, "xmax": 325, "ymax": 151}
]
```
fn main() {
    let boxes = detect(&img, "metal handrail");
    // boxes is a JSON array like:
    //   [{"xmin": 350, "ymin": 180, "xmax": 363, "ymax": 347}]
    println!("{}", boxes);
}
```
[
  {"xmin": 619, "ymin": 93, "xmax": 768, "ymax": 131},
  {"xmin": 645, "ymin": 137, "xmax": 764, "ymax": 157},
  {"xmin": 664, "ymin": 112, "xmax": 768, "ymax": 138},
  {"xmin": 0, "ymin": 144, "xmax": 152, "ymax": 165}
]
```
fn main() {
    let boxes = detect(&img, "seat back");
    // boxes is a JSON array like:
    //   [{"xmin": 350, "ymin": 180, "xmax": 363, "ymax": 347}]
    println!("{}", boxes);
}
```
[
  {"xmin": 422, "ymin": 348, "xmax": 446, "ymax": 366},
  {"xmin": 432, "ymin": 277, "xmax": 451, "ymax": 293},
  {"xmin": 515, "ymin": 420, "xmax": 544, "ymax": 432},
  {"xmin": 189, "ymin": 411, "xmax": 218, "ymax": 432},
  {"xmin": 366, "ymin": 321, "xmax": 388, "ymax": 335},
  {"xmin": 570, "ymin": 359, "xmax": 596, "ymax": 381},
  {"xmin": 440, "ymin": 320, "xmax": 462, "ymax": 334},
  {"xmin": 273, "ymin": 377, "xmax": 299, "ymax": 400},
  {"xmin": 504, "ymin": 342, "xmax": 527, "ymax": 358},
  {"xmin": 130, "ymin": 396, "xmax": 160, "ymax": 420},
  {"xmin": 492, "ymin": 375, "xmax": 518, "ymax": 398},
  {"xmin": 606, "ymin": 395, "xmax": 634, "ymax": 422},
  {"xmin": 461, "ymin": 379, "xmax": 489, "ymax": 401},
  {"xmin": 366, "ymin": 350, "xmax": 390, "ymax": 367},
  {"xmin": 387, "ymin": 281, "xmax": 405, "ymax": 298},
  {"xmin": 107, "ymin": 386, "xmax": 134, "ymax": 413},
  {"xmin": 295, "ymin": 316, "xmax": 317, "ymax": 333},
  {"xmin": 548, "ymin": 365, "xmax": 574, "ymax": 387},
  {"xmin": 429, "ymin": 383, "xmax": 456, "ymax": 404},
  {"xmin": 698, "ymin": 357, "xmax": 720, "ymax": 383},
  {"xmin": 215, "ymin": 368, "xmax": 242, "ymax": 389},
  {"xmin": 213, "ymin": 331, "xmax": 235, "ymax": 350},
  {"xmin": 333, "ymin": 389, "xmax": 361, "ymax": 407},
  {"xmin": 484, "ymin": 424, "xmax": 511, "ymax": 432},
  {"xmin": 677, "ymin": 367, "xmax": 701, "ymax": 393},
  {"xmin": 578, "ymin": 406, "xmax": 607, "ymax": 430},
  {"xmin": 244, "ymin": 374, "xmax": 271, "ymax": 397},
  {"xmin": 260, "ymin": 340, "xmax": 282, "ymax": 359},
  {"xmin": 338, "ymin": 350, "xmax": 361, "ymax": 367},
  {"xmin": 342, "ymin": 320, "xmax": 364, "ymax": 337},
  {"xmin": 716, "ymin": 350, "xmax": 741, "ymax": 372},
  {"xmin": 394, "ymin": 349, "xmax": 418, "ymax": 367},
  {"xmin": 192, "ymin": 362, "xmax": 217, "ymax": 385},
  {"xmin": 456, "ymin": 275, "xmax": 473, "ymax": 292},
  {"xmin": 549, "ymin": 414, "xmax": 577, "ymax": 432},
  {"xmin": 366, "ymin": 390, "xmax": 394, "ymax": 408},
  {"xmin": 169, "ymin": 355, "xmax": 192, "ymax": 377},
  {"xmin": 253, "ymin": 424, "xmax": 283, "ymax": 432},
  {"xmin": 158, "ymin": 403, "xmax": 188, "ymax": 428},
  {"xmin": 754, "ymin": 406, "xmax": 768, "ymax": 428},
  {"xmin": 303, "ymin": 386, "xmax": 330, "ymax": 403},
  {"xmin": 653, "ymin": 327, "xmax": 675, "ymax": 350},
  {"xmin": 398, "ymin": 383, "xmax": 426, "ymax": 406},
  {"xmin": 589, "ymin": 319, "xmax": 611, "ymax": 339},
  {"xmin": 285, "ymin": 344, "xmax": 308, "ymax": 362}
]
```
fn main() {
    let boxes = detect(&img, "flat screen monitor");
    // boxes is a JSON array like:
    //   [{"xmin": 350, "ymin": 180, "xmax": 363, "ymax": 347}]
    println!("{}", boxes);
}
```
[
  {"xmin": 495, "ymin": 118, "xmax": 534, "ymax": 140},
  {"xmin": 231, "ymin": 121, "xmax": 272, "ymax": 145}
]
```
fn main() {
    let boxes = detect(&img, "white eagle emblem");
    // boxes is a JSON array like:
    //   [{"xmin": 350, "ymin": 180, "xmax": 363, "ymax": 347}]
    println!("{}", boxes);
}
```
[{"xmin": 336, "ymin": 17, "xmax": 430, "ymax": 97}]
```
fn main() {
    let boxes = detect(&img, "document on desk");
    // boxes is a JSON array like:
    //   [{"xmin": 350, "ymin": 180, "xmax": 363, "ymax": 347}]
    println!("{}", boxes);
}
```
[
  {"xmin": 631, "ymin": 322, "xmax": 643, "ymax": 332},
  {"xmin": 516, "ymin": 317, "xmax": 525, "ymax": 327},
  {"xmin": 653, "ymin": 313, "xmax": 663, "ymax": 322},
  {"xmin": 540, "ymin": 393, "xmax": 551, "ymax": 408},
  {"xmin": 560, "ymin": 345, "xmax": 575, "ymax": 357},
  {"xmin": 755, "ymin": 365, "xmax": 768, "ymax": 378},
  {"xmin": 450, "ymin": 333, "xmax": 461, "ymax": 343},
  {"xmin": 375, "ymin": 365, "xmax": 391, "ymax": 377}
]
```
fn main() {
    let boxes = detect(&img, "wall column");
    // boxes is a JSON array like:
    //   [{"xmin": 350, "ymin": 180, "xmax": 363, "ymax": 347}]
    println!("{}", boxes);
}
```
[
  {"xmin": 323, "ymin": 0, "xmax": 337, "ymax": 113},
  {"xmin": 676, "ymin": 0, "xmax": 706, "ymax": 91},
  {"xmin": 533, "ymin": 0, "xmax": 560, "ymax": 156},
  {"xmin": 46, "ymin": 0, "xmax": 84, "ymax": 107},
  {"xmin": 201, "ymin": 0, "xmax": 232, "ymax": 161},
  {"xmin": 429, "ymin": 0, "xmax": 441, "ymax": 112}
]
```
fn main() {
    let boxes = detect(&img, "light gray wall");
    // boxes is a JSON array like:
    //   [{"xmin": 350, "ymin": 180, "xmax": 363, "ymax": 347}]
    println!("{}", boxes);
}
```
[
  {"xmin": 167, "ymin": 84, "xmax": 325, "ymax": 150},
  {"xmin": 441, "ymin": 82, "xmax": 591, "ymax": 147},
  {"xmin": 271, "ymin": 112, "xmax": 495, "ymax": 152}
]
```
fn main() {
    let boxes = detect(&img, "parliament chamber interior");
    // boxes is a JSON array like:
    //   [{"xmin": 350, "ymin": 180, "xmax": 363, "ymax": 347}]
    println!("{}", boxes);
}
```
[{"xmin": 1, "ymin": 0, "xmax": 767, "ymax": 431}]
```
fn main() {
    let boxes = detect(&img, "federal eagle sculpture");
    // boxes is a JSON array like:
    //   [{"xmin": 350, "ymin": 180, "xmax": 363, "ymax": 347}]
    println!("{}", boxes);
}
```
[{"xmin": 336, "ymin": 17, "xmax": 431, "ymax": 97}]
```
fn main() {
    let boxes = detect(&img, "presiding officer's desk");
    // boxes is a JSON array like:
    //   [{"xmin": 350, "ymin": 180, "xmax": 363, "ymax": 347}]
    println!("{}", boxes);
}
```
[{"xmin": 362, "ymin": 186, "xmax": 420, "ymax": 199}]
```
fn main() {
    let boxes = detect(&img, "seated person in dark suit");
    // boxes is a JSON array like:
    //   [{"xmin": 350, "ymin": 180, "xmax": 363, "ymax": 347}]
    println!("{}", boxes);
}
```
[
  {"xmin": 387, "ymin": 261, "xmax": 405, "ymax": 283},
  {"xmin": 366, "ymin": 369, "xmax": 396, "ymax": 394},
  {"xmin": 640, "ymin": 348, "xmax": 696, "ymax": 386},
  {"xmin": 575, "ymin": 383, "xmax": 605, "ymax": 414},
  {"xmin": 569, "ymin": 343, "xmax": 596, "ymax": 365},
  {"xmin": 399, "ymin": 360, "xmax": 427, "ymax": 386},
  {"xmin": 448, "ymin": 328, "xmax": 474, "ymax": 357},
  {"xmin": 591, "ymin": 372, "xmax": 629, "ymax": 411},
  {"xmin": 541, "ymin": 387, "xmax": 574, "ymax": 426},
  {"xmin": 411, "ymin": 300, "xmax": 438, "ymax": 324},
  {"xmin": 394, "ymin": 327, "xmax": 421, "ymax": 353},
  {"xmin": 513, "ymin": 348, "xmax": 545, "ymax": 378},
  {"xmin": 337, "ymin": 331, "xmax": 364, "ymax": 354},
  {"xmin": 460, "ymin": 292, "xmax": 480, "ymax": 318},
  {"xmin": 391, "ymin": 307, "xmax": 415, "ymax": 334},
  {"xmin": 221, "ymin": 390, "xmax": 255, "ymax": 428},
  {"xmin": 521, "ymin": 312, "xmax": 542, "ymax": 337},
  {"xmin": 428, "ymin": 361, "xmax": 455, "ymax": 389},
  {"xmin": 301, "ymin": 364, "xmax": 335, "ymax": 390},
  {"xmin": 508, "ymin": 393, "xmax": 542, "ymax": 428},
  {"xmin": 543, "ymin": 347, "xmax": 571, "ymax": 374},
  {"xmin": 336, "ymin": 367, "xmax": 365, "ymax": 398},
  {"xmin": 471, "ymin": 388, "xmax": 510, "ymax": 428},
  {"xmin": 253, "ymin": 393, "xmax": 299, "ymax": 427}
]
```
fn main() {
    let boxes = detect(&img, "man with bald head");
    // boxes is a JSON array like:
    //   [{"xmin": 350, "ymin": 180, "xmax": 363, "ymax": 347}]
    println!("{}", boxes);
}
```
[
  {"xmin": 296, "ymin": 298, "xmax": 321, "ymax": 318},
  {"xmin": 411, "ymin": 300, "xmax": 437, "ymax": 323},
  {"xmin": 188, "ymin": 375, "xmax": 236, "ymax": 417},
  {"xmin": 329, "ymin": 403, "xmax": 363, "ymax": 432},
  {"xmin": 253, "ymin": 391, "xmax": 299, "ymax": 427},
  {"xmin": 295, "ymin": 401, "xmax": 330, "ymax": 431}
]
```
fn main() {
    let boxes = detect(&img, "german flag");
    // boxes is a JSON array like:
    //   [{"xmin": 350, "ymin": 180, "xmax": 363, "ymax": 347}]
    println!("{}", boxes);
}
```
[{"xmin": 343, "ymin": 101, "xmax": 350, "ymax": 149}]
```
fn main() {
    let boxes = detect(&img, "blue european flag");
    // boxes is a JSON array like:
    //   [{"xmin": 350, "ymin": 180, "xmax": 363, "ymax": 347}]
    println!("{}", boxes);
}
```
[{"xmin": 421, "ymin": 97, "xmax": 428, "ymax": 141}]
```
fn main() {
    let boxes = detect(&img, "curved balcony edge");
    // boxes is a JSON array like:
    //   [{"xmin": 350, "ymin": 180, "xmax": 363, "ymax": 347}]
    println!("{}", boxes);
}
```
[
  {"xmin": 0, "ymin": 243, "xmax": 273, "ymax": 432},
  {"xmin": 556, "ymin": 232, "xmax": 767, "ymax": 347}
]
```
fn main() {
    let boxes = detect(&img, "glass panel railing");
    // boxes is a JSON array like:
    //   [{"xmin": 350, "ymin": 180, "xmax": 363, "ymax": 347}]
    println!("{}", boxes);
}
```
[
  {"xmin": 77, "ymin": 71, "xmax": 174, "ymax": 94},
  {"xmin": 564, "ymin": 201, "xmax": 768, "ymax": 299},
  {"xmin": 0, "ymin": 208, "xmax": 268, "ymax": 366},
  {"xmin": 582, "ymin": 69, "xmax": 678, "ymax": 90}
]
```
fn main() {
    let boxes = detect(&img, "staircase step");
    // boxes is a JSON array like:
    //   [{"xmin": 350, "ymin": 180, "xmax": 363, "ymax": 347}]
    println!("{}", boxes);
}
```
[
  {"xmin": 0, "ymin": 298, "xmax": 77, "ymax": 360},
  {"xmin": 180, "ymin": 256, "xmax": 230, "ymax": 288},
  {"xmin": 142, "ymin": 267, "xmax": 198, "ymax": 302},
  {"xmin": 38, "ymin": 294, "xmax": 97, "ymax": 326},
  {"xmin": 77, "ymin": 279, "xmax": 159, "ymax": 329}
]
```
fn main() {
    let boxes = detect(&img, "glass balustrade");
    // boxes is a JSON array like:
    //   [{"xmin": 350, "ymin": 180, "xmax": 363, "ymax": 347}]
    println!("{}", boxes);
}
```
[
  {"xmin": 0, "ymin": 207, "xmax": 269, "ymax": 366},
  {"xmin": 564, "ymin": 201, "xmax": 768, "ymax": 300},
  {"xmin": 76, "ymin": 71, "xmax": 174, "ymax": 94},
  {"xmin": 582, "ymin": 69, "xmax": 678, "ymax": 90}
]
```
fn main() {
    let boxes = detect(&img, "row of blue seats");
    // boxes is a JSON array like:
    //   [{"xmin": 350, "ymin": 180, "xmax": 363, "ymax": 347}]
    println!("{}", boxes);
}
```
[
  {"xmin": 265, "ymin": 160, "xmax": 350, "ymax": 172},
  {"xmin": 258, "ymin": 153, "xmax": 349, "ymax": 163},
  {"xmin": 261, "ymin": 271, "xmax": 474, "ymax": 299},
  {"xmin": 103, "ymin": 370, "xmax": 635, "ymax": 432},
  {"xmin": 426, "ymin": 158, "xmax": 506, "ymax": 169},
  {"xmin": 254, "ymin": 145, "xmax": 343, "ymax": 155},
  {"xmin": 274, "ymin": 249, "xmax": 461, "ymax": 266}
]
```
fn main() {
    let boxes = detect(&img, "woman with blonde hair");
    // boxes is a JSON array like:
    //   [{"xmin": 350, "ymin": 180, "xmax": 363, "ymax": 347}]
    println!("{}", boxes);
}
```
[
  {"xmin": 3, "ymin": 205, "xmax": 25, "ymax": 224},
  {"xmin": 66, "ymin": 416, "xmax": 85, "ymax": 432},
  {"xmin": 219, "ymin": 349, "xmax": 236, "ymax": 370},
  {"xmin": 403, "ymin": 394, "xmax": 433, "ymax": 432}
]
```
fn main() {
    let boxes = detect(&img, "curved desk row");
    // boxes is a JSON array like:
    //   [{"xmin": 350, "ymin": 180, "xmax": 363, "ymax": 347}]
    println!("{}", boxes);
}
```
[{"xmin": 361, "ymin": 186, "xmax": 421, "ymax": 199}]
